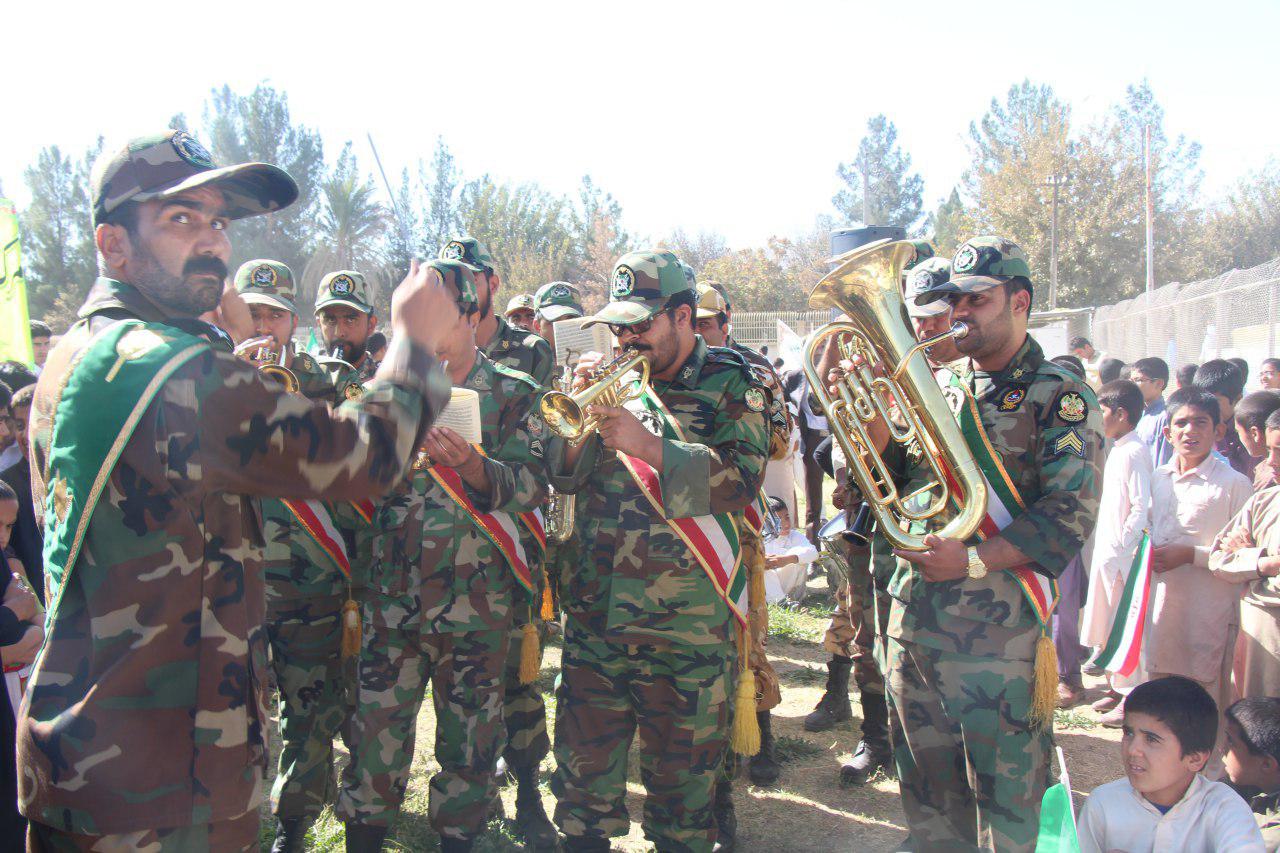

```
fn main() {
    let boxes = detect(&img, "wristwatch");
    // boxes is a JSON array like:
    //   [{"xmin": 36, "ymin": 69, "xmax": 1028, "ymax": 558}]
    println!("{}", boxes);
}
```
[{"xmin": 966, "ymin": 546, "xmax": 988, "ymax": 580}]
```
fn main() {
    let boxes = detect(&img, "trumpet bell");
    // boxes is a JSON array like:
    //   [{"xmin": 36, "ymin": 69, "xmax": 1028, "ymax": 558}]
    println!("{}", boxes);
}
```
[
  {"xmin": 540, "ymin": 391, "xmax": 587, "ymax": 441},
  {"xmin": 537, "ymin": 350, "xmax": 650, "ymax": 445}
]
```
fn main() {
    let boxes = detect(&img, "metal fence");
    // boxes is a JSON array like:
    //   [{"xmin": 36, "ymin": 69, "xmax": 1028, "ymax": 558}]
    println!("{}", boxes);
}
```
[
  {"xmin": 731, "ymin": 310, "xmax": 830, "ymax": 354},
  {"xmin": 1091, "ymin": 257, "xmax": 1280, "ymax": 370}
]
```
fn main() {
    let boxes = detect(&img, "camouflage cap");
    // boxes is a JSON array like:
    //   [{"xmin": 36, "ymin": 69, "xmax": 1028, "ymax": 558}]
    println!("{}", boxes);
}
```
[
  {"xmin": 582, "ymin": 249, "xmax": 691, "ymax": 327},
  {"xmin": 903, "ymin": 257, "xmax": 952, "ymax": 318},
  {"xmin": 91, "ymin": 129, "xmax": 298, "ymax": 227},
  {"xmin": 681, "ymin": 261, "xmax": 697, "ymax": 288},
  {"xmin": 234, "ymin": 259, "xmax": 297, "ymax": 314},
  {"xmin": 534, "ymin": 281, "xmax": 584, "ymax": 322},
  {"xmin": 902, "ymin": 240, "xmax": 936, "ymax": 272},
  {"xmin": 439, "ymin": 237, "xmax": 497, "ymax": 273},
  {"xmin": 314, "ymin": 270, "xmax": 374, "ymax": 315},
  {"xmin": 425, "ymin": 259, "xmax": 479, "ymax": 313},
  {"xmin": 505, "ymin": 294, "xmax": 536, "ymax": 316},
  {"xmin": 914, "ymin": 235, "xmax": 1032, "ymax": 305},
  {"xmin": 695, "ymin": 282, "xmax": 729, "ymax": 320}
]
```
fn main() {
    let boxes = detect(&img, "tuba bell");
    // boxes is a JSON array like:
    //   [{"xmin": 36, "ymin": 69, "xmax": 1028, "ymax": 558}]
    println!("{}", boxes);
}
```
[
  {"xmin": 539, "ymin": 349, "xmax": 651, "ymax": 446},
  {"xmin": 801, "ymin": 239, "xmax": 988, "ymax": 551}
]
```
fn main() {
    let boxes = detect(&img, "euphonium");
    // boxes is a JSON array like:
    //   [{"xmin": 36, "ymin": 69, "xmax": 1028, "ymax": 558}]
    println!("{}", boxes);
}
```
[
  {"xmin": 539, "ymin": 349, "xmax": 651, "ymax": 445},
  {"xmin": 801, "ymin": 238, "xmax": 988, "ymax": 551}
]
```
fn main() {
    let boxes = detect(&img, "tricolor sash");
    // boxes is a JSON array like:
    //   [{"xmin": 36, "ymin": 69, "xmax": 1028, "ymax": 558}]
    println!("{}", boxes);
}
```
[
  {"xmin": 348, "ymin": 499, "xmax": 375, "ymax": 525},
  {"xmin": 743, "ymin": 490, "xmax": 770, "ymax": 537},
  {"xmin": 41, "ymin": 320, "xmax": 208, "ymax": 624},
  {"xmin": 1092, "ymin": 532, "xmax": 1153, "ymax": 677},
  {"xmin": 279, "ymin": 499, "xmax": 355, "ymax": 579},
  {"xmin": 617, "ymin": 386, "xmax": 748, "ymax": 629}
]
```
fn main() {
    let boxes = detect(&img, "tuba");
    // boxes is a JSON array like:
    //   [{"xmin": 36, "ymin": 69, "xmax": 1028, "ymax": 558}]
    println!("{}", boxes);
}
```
[
  {"xmin": 801, "ymin": 239, "xmax": 988, "ymax": 551},
  {"xmin": 539, "ymin": 349, "xmax": 651, "ymax": 445}
]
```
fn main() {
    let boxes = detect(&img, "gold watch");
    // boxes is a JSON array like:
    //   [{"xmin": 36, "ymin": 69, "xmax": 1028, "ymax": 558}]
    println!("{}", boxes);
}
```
[{"xmin": 966, "ymin": 546, "xmax": 988, "ymax": 580}]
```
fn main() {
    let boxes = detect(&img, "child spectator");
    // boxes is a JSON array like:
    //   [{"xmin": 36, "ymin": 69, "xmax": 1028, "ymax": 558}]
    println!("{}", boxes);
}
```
[
  {"xmin": 1232, "ymin": 357, "xmax": 1252, "ymax": 391},
  {"xmin": 1224, "ymin": 698, "xmax": 1280, "ymax": 851},
  {"xmin": 1131, "ymin": 356, "xmax": 1173, "ymax": 466},
  {"xmin": 1082, "ymin": 380, "xmax": 1153, "ymax": 724},
  {"xmin": 1148, "ymin": 388, "xmax": 1253, "ymax": 773},
  {"xmin": 1077, "ymin": 676, "xmax": 1264, "ymax": 853},
  {"xmin": 1179, "ymin": 363, "xmax": 1200, "ymax": 391},
  {"xmin": 1100, "ymin": 357, "xmax": 1127, "ymax": 385},
  {"xmin": 1235, "ymin": 391, "xmax": 1280, "ymax": 490},
  {"xmin": 0, "ymin": 383, "xmax": 14, "ymax": 475},
  {"xmin": 0, "ymin": 480, "xmax": 40, "ymax": 849},
  {"xmin": 1261, "ymin": 359, "xmax": 1280, "ymax": 391},
  {"xmin": 28, "ymin": 320, "xmax": 51, "ymax": 376},
  {"xmin": 1, "ymin": 386, "xmax": 40, "ymax": 601},
  {"xmin": 763, "ymin": 497, "xmax": 817, "ymax": 602},
  {"xmin": 1196, "ymin": 358, "xmax": 1255, "ymax": 478}
]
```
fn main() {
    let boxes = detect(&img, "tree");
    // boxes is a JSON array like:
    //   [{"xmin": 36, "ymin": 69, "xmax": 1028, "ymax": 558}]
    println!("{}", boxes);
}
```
[
  {"xmin": 456, "ymin": 176, "xmax": 576, "ymax": 294},
  {"xmin": 833, "ymin": 115, "xmax": 925, "ymax": 231},
  {"xmin": 925, "ymin": 188, "xmax": 973, "ymax": 256},
  {"xmin": 305, "ymin": 143, "xmax": 388, "ymax": 314},
  {"xmin": 420, "ymin": 137, "xmax": 460, "ymax": 254},
  {"xmin": 20, "ymin": 141, "xmax": 100, "ymax": 327},
  {"xmin": 1209, "ymin": 159, "xmax": 1280, "ymax": 270},
  {"xmin": 659, "ymin": 229, "xmax": 728, "ymax": 272},
  {"xmin": 379, "ymin": 167, "xmax": 422, "ymax": 312},
  {"xmin": 572, "ymin": 175, "xmax": 630, "ymax": 310}
]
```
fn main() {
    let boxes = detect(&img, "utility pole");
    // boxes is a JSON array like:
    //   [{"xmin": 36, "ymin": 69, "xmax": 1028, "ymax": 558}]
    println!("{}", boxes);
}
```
[
  {"xmin": 1043, "ymin": 173, "xmax": 1067, "ymax": 310},
  {"xmin": 862, "ymin": 164, "xmax": 871, "ymax": 225},
  {"xmin": 1144, "ymin": 124, "xmax": 1155, "ymax": 295}
]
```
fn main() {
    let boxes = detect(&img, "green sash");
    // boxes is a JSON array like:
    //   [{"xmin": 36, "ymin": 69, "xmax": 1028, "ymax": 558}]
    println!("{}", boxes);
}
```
[{"xmin": 41, "ymin": 320, "xmax": 208, "ymax": 622}]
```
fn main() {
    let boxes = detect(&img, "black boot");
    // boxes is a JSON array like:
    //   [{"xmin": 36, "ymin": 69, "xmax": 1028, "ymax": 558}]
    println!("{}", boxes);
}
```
[
  {"xmin": 803, "ymin": 655, "xmax": 853, "ymax": 732},
  {"xmin": 344, "ymin": 822, "xmax": 388, "ymax": 853},
  {"xmin": 513, "ymin": 765, "xmax": 558, "ymax": 850},
  {"xmin": 563, "ymin": 836, "xmax": 611, "ymax": 852},
  {"xmin": 840, "ymin": 689, "xmax": 892, "ymax": 785},
  {"xmin": 439, "ymin": 838, "xmax": 475, "ymax": 853},
  {"xmin": 713, "ymin": 778, "xmax": 736, "ymax": 852},
  {"xmin": 270, "ymin": 817, "xmax": 309, "ymax": 853},
  {"xmin": 747, "ymin": 710, "xmax": 780, "ymax": 786}
]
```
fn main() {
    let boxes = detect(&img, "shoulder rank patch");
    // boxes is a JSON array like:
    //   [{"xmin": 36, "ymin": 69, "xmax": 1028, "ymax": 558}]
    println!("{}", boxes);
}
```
[
  {"xmin": 1056, "ymin": 391, "xmax": 1087, "ymax": 423},
  {"xmin": 1052, "ymin": 428, "xmax": 1086, "ymax": 458},
  {"xmin": 999, "ymin": 387, "xmax": 1026, "ymax": 412},
  {"xmin": 745, "ymin": 387, "xmax": 766, "ymax": 412}
]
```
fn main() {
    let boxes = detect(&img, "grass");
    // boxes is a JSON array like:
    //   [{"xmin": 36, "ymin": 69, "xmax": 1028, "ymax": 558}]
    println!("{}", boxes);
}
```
[
  {"xmin": 773, "ymin": 735, "xmax": 825, "ymax": 764},
  {"xmin": 1054, "ymin": 708, "xmax": 1099, "ymax": 730},
  {"xmin": 782, "ymin": 664, "xmax": 828, "ymax": 686}
]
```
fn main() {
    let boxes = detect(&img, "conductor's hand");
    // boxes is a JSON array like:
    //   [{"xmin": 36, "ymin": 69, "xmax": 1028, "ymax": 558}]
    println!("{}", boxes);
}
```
[
  {"xmin": 591, "ymin": 405, "xmax": 660, "ymax": 462},
  {"xmin": 392, "ymin": 261, "xmax": 462, "ymax": 350}
]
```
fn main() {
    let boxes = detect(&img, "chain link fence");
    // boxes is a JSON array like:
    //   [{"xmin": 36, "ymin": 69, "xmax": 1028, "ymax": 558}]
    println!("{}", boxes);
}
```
[
  {"xmin": 731, "ymin": 310, "xmax": 829, "ymax": 355},
  {"xmin": 1092, "ymin": 257, "xmax": 1280, "ymax": 370}
]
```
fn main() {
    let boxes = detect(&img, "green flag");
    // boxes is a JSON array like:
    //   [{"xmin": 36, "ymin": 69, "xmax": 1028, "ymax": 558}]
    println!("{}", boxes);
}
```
[
  {"xmin": 0, "ymin": 200, "xmax": 34, "ymax": 365},
  {"xmin": 1037, "ymin": 747, "xmax": 1080, "ymax": 852}
]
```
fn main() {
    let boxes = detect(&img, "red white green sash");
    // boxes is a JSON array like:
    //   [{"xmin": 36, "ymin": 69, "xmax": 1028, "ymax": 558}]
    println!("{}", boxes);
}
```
[
  {"xmin": 349, "ymin": 499, "xmax": 375, "ymax": 525},
  {"xmin": 425, "ymin": 461, "xmax": 537, "ymax": 599},
  {"xmin": 617, "ymin": 386, "xmax": 747, "ymax": 629},
  {"xmin": 942, "ymin": 375, "xmax": 1059, "ymax": 629},
  {"xmin": 280, "ymin": 499, "xmax": 354, "ymax": 579},
  {"xmin": 743, "ymin": 490, "xmax": 770, "ymax": 536},
  {"xmin": 1092, "ymin": 532, "xmax": 1153, "ymax": 676}
]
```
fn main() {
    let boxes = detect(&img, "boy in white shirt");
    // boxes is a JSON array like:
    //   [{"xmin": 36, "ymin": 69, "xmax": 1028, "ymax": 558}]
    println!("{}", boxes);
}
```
[
  {"xmin": 763, "ymin": 497, "xmax": 817, "ymax": 602},
  {"xmin": 1078, "ymin": 676, "xmax": 1264, "ymax": 853}
]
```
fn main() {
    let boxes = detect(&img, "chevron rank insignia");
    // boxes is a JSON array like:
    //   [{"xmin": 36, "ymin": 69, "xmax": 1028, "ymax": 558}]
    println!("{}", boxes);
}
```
[{"xmin": 1052, "ymin": 429, "xmax": 1086, "ymax": 458}]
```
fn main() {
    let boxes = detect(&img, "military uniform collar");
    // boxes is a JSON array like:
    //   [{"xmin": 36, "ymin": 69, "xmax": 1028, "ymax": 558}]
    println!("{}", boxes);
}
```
[
  {"xmin": 461, "ymin": 349, "xmax": 493, "ymax": 390},
  {"xmin": 482, "ymin": 315, "xmax": 517, "ymax": 355},
  {"xmin": 79, "ymin": 277, "xmax": 179, "ymax": 323},
  {"xmin": 665, "ymin": 337, "xmax": 709, "ymax": 389},
  {"xmin": 971, "ymin": 335, "xmax": 1042, "ymax": 386}
]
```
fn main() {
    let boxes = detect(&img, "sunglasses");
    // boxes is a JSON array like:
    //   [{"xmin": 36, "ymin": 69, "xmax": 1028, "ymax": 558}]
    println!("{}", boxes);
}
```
[{"xmin": 608, "ymin": 311, "xmax": 666, "ymax": 338}]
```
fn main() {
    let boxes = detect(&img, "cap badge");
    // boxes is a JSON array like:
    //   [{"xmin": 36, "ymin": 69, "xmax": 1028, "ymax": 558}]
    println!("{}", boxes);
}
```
[
  {"xmin": 612, "ymin": 266, "xmax": 635, "ymax": 299},
  {"xmin": 550, "ymin": 283, "xmax": 571, "ymax": 300},
  {"xmin": 953, "ymin": 244, "xmax": 979, "ymax": 274},
  {"xmin": 252, "ymin": 265, "xmax": 277, "ymax": 288},
  {"xmin": 443, "ymin": 241, "xmax": 467, "ymax": 262},
  {"xmin": 330, "ymin": 274, "xmax": 355, "ymax": 296},
  {"xmin": 171, "ymin": 131, "xmax": 214, "ymax": 169},
  {"xmin": 344, "ymin": 383, "xmax": 364, "ymax": 401},
  {"xmin": 912, "ymin": 269, "xmax": 934, "ymax": 292}
]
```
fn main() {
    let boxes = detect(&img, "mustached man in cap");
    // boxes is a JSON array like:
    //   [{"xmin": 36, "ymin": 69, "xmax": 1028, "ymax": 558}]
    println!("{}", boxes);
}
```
[
  {"xmin": 545, "ymin": 249, "xmax": 769, "ymax": 852},
  {"xmin": 336, "ymin": 260, "xmax": 547, "ymax": 853},
  {"xmin": 19, "ymin": 129, "xmax": 457, "ymax": 851},
  {"xmin": 231, "ymin": 259, "xmax": 368, "ymax": 852},
  {"xmin": 505, "ymin": 293, "xmax": 537, "ymax": 333},
  {"xmin": 315, "ymin": 269, "xmax": 381, "ymax": 383}
]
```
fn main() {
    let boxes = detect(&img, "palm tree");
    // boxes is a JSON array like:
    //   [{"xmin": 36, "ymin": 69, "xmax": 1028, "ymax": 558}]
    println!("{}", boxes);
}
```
[{"xmin": 303, "ymin": 143, "xmax": 388, "ymax": 313}]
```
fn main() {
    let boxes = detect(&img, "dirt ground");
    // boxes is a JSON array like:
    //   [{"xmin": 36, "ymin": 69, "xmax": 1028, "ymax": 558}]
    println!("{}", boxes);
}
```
[{"xmin": 260, "ymin": 584, "xmax": 1123, "ymax": 852}]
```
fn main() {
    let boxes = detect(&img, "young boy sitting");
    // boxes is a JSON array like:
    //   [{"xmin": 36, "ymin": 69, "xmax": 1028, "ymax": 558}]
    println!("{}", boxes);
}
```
[
  {"xmin": 1077, "ymin": 676, "xmax": 1264, "ymax": 852},
  {"xmin": 1148, "ymin": 387, "xmax": 1254, "ymax": 775},
  {"xmin": 1225, "ymin": 698, "xmax": 1280, "ymax": 851}
]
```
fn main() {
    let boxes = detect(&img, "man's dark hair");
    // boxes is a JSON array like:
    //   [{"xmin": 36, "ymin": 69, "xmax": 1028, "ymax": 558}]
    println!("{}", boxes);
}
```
[
  {"xmin": 1195, "ymin": 358, "xmax": 1246, "ymax": 403},
  {"xmin": 367, "ymin": 332, "xmax": 387, "ymax": 353},
  {"xmin": 1177, "ymin": 363, "xmax": 1199, "ymax": 389},
  {"xmin": 0, "ymin": 362, "xmax": 35, "ymax": 394},
  {"xmin": 1069, "ymin": 336, "xmax": 1092, "ymax": 350},
  {"xmin": 1264, "ymin": 358, "xmax": 1280, "ymax": 373},
  {"xmin": 1099, "ymin": 380, "xmax": 1144, "ymax": 426},
  {"xmin": 1167, "ymin": 386, "xmax": 1223, "ymax": 426},
  {"xmin": 0, "ymin": 380, "xmax": 11, "ymax": 413},
  {"xmin": 1267, "ymin": 409, "xmax": 1280, "ymax": 432},
  {"xmin": 0, "ymin": 480, "xmax": 15, "ymax": 503},
  {"xmin": 1004, "ymin": 277, "xmax": 1033, "ymax": 317},
  {"xmin": 1227, "ymin": 698, "xmax": 1280, "ymax": 765},
  {"xmin": 1229, "ymin": 357, "xmax": 1250, "ymax": 385},
  {"xmin": 1125, "ymin": 676, "xmax": 1218, "ymax": 756},
  {"xmin": 1131, "ymin": 356, "xmax": 1169, "ymax": 385},
  {"xmin": 1236, "ymin": 391, "xmax": 1280, "ymax": 431},
  {"xmin": 29, "ymin": 320, "xmax": 51, "ymax": 339},
  {"xmin": 10, "ymin": 385, "xmax": 33, "ymax": 410},
  {"xmin": 1050, "ymin": 354, "xmax": 1086, "ymax": 380},
  {"xmin": 1099, "ymin": 357, "xmax": 1126, "ymax": 385},
  {"xmin": 766, "ymin": 496, "xmax": 787, "ymax": 514},
  {"xmin": 664, "ymin": 289, "xmax": 698, "ymax": 325}
]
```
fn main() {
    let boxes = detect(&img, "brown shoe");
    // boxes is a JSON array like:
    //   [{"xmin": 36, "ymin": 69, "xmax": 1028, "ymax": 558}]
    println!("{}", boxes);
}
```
[
  {"xmin": 1092, "ymin": 691, "xmax": 1122, "ymax": 713},
  {"xmin": 1057, "ymin": 680, "xmax": 1085, "ymax": 709},
  {"xmin": 1100, "ymin": 705, "xmax": 1126, "ymax": 728}
]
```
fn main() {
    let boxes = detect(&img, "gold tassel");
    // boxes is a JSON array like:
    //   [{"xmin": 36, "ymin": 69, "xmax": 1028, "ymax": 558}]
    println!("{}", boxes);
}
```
[
  {"xmin": 519, "ymin": 618, "xmax": 540, "ymax": 685},
  {"xmin": 340, "ymin": 598, "xmax": 362, "ymax": 661},
  {"xmin": 540, "ymin": 582, "xmax": 557, "ymax": 622},
  {"xmin": 749, "ymin": 547, "xmax": 766, "ymax": 611},
  {"xmin": 1029, "ymin": 633, "xmax": 1058, "ymax": 731},
  {"xmin": 730, "ymin": 626, "xmax": 761, "ymax": 756}
]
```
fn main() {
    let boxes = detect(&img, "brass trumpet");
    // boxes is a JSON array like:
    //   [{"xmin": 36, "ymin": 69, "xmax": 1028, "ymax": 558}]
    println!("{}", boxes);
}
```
[
  {"xmin": 255, "ymin": 347, "xmax": 301, "ymax": 393},
  {"xmin": 539, "ymin": 349, "xmax": 651, "ymax": 445},
  {"xmin": 802, "ymin": 239, "xmax": 988, "ymax": 551}
]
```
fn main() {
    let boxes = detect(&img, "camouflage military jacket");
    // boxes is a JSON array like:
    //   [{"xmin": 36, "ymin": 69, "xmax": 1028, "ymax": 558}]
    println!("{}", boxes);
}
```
[
  {"xmin": 21, "ymin": 278, "xmax": 448, "ymax": 835},
  {"xmin": 367, "ymin": 351, "xmax": 546, "ymax": 634},
  {"xmin": 261, "ymin": 352, "xmax": 364, "ymax": 602},
  {"xmin": 729, "ymin": 336, "xmax": 793, "ymax": 460},
  {"xmin": 315, "ymin": 349, "xmax": 375, "ymax": 395},
  {"xmin": 546, "ymin": 339, "xmax": 769, "ymax": 647},
  {"xmin": 482, "ymin": 314, "xmax": 554, "ymax": 386},
  {"xmin": 886, "ymin": 334, "xmax": 1103, "ymax": 659}
]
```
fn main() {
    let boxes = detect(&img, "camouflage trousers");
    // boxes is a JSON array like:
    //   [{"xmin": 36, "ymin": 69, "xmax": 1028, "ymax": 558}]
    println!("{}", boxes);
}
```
[
  {"xmin": 27, "ymin": 812, "xmax": 258, "ymax": 853},
  {"xmin": 822, "ymin": 542, "xmax": 888, "ymax": 697},
  {"xmin": 885, "ymin": 636, "xmax": 1050, "ymax": 852},
  {"xmin": 265, "ymin": 593, "xmax": 353, "ymax": 820},
  {"xmin": 552, "ymin": 619, "xmax": 734, "ymax": 853},
  {"xmin": 500, "ymin": 616, "xmax": 550, "ymax": 773},
  {"xmin": 336, "ymin": 625, "xmax": 510, "ymax": 840}
]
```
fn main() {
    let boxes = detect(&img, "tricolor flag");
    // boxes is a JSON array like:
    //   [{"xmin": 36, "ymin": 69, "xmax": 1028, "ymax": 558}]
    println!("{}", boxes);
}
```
[
  {"xmin": 1091, "ymin": 532, "xmax": 1154, "ymax": 677},
  {"xmin": 0, "ymin": 200, "xmax": 34, "ymax": 365}
]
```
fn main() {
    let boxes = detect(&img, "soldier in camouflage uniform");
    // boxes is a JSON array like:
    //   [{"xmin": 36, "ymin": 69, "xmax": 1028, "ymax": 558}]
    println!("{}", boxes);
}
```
[
  {"xmin": 533, "ymin": 280, "xmax": 585, "ymax": 358},
  {"xmin": 505, "ymin": 293, "xmax": 537, "ymax": 333},
  {"xmin": 231, "ymin": 259, "xmax": 365, "ymax": 852},
  {"xmin": 884, "ymin": 236, "xmax": 1103, "ymax": 851},
  {"xmin": 546, "ymin": 250, "xmax": 769, "ymax": 853},
  {"xmin": 336, "ymin": 259, "xmax": 548, "ymax": 853},
  {"xmin": 20, "ymin": 130, "xmax": 454, "ymax": 852},
  {"xmin": 315, "ymin": 270, "xmax": 381, "ymax": 383}
]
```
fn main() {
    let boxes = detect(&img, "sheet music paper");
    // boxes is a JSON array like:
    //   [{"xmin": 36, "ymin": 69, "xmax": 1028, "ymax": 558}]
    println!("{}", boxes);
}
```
[
  {"xmin": 554, "ymin": 317, "xmax": 616, "ymax": 365},
  {"xmin": 438, "ymin": 387, "xmax": 483, "ymax": 445}
]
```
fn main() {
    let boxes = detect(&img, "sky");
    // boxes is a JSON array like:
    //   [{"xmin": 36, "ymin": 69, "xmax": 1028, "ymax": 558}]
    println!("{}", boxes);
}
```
[{"xmin": 4, "ymin": 0, "xmax": 1277, "ymax": 248}]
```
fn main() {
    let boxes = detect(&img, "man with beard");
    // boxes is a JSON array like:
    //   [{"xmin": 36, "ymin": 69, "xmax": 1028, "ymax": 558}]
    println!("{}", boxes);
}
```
[
  {"xmin": 881, "ymin": 236, "xmax": 1103, "ymax": 850},
  {"xmin": 505, "ymin": 294, "xmax": 537, "ymax": 333},
  {"xmin": 20, "ymin": 130, "xmax": 455, "ymax": 851},
  {"xmin": 315, "ymin": 270, "xmax": 381, "ymax": 383},
  {"xmin": 546, "ymin": 250, "xmax": 768, "ymax": 853}
]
